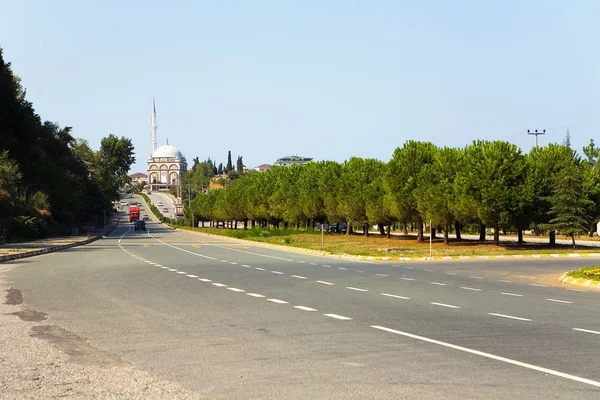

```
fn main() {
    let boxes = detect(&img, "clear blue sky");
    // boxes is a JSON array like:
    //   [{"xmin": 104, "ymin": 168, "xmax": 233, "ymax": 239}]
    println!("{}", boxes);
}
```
[{"xmin": 1, "ymin": 1, "xmax": 599, "ymax": 173}]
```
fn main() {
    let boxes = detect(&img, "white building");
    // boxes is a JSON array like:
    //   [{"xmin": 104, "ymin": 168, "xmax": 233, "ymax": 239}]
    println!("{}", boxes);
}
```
[{"xmin": 146, "ymin": 100, "xmax": 187, "ymax": 190}]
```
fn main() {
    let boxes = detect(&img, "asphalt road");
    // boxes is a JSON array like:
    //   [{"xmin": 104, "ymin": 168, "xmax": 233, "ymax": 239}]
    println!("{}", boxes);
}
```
[{"xmin": 5, "ymin": 214, "xmax": 600, "ymax": 399}]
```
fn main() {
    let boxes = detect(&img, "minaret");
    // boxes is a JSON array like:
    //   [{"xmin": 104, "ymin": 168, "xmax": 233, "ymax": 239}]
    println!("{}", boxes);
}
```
[{"xmin": 151, "ymin": 98, "xmax": 158, "ymax": 156}]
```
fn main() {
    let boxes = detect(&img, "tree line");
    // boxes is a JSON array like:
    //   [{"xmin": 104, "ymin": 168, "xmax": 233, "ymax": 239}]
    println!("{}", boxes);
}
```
[
  {"xmin": 184, "ymin": 138, "xmax": 600, "ymax": 248},
  {"xmin": 0, "ymin": 48, "xmax": 135, "ymax": 240}
]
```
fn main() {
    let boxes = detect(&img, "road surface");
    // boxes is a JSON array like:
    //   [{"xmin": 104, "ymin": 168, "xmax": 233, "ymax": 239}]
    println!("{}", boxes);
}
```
[
  {"xmin": 146, "ymin": 191, "xmax": 178, "ymax": 219},
  {"xmin": 4, "ymin": 214, "xmax": 600, "ymax": 399}
]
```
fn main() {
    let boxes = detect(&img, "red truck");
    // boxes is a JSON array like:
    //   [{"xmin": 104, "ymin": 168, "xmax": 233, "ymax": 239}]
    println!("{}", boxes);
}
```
[{"xmin": 129, "ymin": 205, "xmax": 140, "ymax": 222}]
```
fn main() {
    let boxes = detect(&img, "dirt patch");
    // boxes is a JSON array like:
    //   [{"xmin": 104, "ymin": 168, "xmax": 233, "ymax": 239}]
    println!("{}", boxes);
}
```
[
  {"xmin": 31, "ymin": 325, "xmax": 122, "ymax": 368},
  {"xmin": 4, "ymin": 287, "xmax": 23, "ymax": 305},
  {"xmin": 11, "ymin": 309, "xmax": 47, "ymax": 322}
]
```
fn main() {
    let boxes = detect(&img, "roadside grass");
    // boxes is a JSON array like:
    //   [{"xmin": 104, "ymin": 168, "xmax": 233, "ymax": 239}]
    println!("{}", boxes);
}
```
[
  {"xmin": 567, "ymin": 267, "xmax": 600, "ymax": 281},
  {"xmin": 175, "ymin": 226, "xmax": 600, "ymax": 258}
]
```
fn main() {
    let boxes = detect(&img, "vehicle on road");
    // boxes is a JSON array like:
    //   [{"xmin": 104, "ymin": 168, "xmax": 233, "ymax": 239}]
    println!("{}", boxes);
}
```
[
  {"xmin": 157, "ymin": 202, "xmax": 163, "ymax": 207},
  {"xmin": 134, "ymin": 220, "xmax": 146, "ymax": 231},
  {"xmin": 162, "ymin": 207, "xmax": 169, "ymax": 213},
  {"xmin": 129, "ymin": 205, "xmax": 140, "ymax": 222},
  {"xmin": 142, "ymin": 214, "xmax": 149, "ymax": 221}
]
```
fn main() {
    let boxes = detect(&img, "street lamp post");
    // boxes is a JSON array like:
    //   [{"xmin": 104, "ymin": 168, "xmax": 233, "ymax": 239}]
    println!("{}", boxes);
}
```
[{"xmin": 527, "ymin": 129, "xmax": 546, "ymax": 148}]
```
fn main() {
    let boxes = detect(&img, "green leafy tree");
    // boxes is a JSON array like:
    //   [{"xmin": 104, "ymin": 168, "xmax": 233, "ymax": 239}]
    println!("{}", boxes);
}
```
[
  {"xmin": 236, "ymin": 156, "xmax": 245, "ymax": 173},
  {"xmin": 97, "ymin": 134, "xmax": 135, "ymax": 202}
]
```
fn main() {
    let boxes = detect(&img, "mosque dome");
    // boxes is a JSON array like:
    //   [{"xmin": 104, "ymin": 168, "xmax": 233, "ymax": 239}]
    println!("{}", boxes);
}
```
[{"xmin": 153, "ymin": 141, "xmax": 183, "ymax": 159}]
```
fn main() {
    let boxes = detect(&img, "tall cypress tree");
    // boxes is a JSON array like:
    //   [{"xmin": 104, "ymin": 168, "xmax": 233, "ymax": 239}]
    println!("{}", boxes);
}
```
[
  {"xmin": 226, "ymin": 150, "xmax": 233, "ymax": 172},
  {"xmin": 236, "ymin": 156, "xmax": 244, "ymax": 173}
]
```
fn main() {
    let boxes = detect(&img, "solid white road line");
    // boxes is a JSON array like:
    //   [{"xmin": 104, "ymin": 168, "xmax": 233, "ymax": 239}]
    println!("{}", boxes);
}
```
[
  {"xmin": 528, "ymin": 283, "xmax": 547, "ymax": 287},
  {"xmin": 461, "ymin": 287, "xmax": 482, "ymax": 291},
  {"xmin": 546, "ymin": 298, "xmax": 574, "ymax": 304},
  {"xmin": 497, "ymin": 279, "xmax": 512, "ymax": 283},
  {"xmin": 271, "ymin": 271, "xmax": 284, "ymax": 275},
  {"xmin": 294, "ymin": 306, "xmax": 317, "ymax": 311},
  {"xmin": 242, "ymin": 264, "xmax": 252, "ymax": 268},
  {"xmin": 500, "ymin": 292, "xmax": 524, "ymax": 297},
  {"xmin": 255, "ymin": 267, "xmax": 265, "ymax": 271},
  {"xmin": 267, "ymin": 298, "xmax": 288, "ymax": 304},
  {"xmin": 371, "ymin": 325, "xmax": 600, "ymax": 388},
  {"xmin": 401, "ymin": 277, "xmax": 416, "ymax": 281},
  {"xmin": 291, "ymin": 275, "xmax": 307, "ymax": 279},
  {"xmin": 227, "ymin": 288, "xmax": 245, "ymax": 292},
  {"xmin": 430, "ymin": 302, "xmax": 460, "ymax": 309},
  {"xmin": 186, "ymin": 274, "xmax": 198, "ymax": 278},
  {"xmin": 316, "ymin": 280, "xmax": 335, "ymax": 285},
  {"xmin": 247, "ymin": 293, "xmax": 265, "ymax": 298},
  {"xmin": 324, "ymin": 314, "xmax": 352, "ymax": 320},
  {"xmin": 212, "ymin": 283, "xmax": 227, "ymax": 287},
  {"xmin": 198, "ymin": 278, "xmax": 212, "ymax": 282},
  {"xmin": 470, "ymin": 276, "xmax": 484, "ymax": 279},
  {"xmin": 346, "ymin": 286, "xmax": 368, "ymax": 292},
  {"xmin": 572, "ymin": 328, "xmax": 600, "ymax": 336},
  {"xmin": 376, "ymin": 274, "xmax": 388, "ymax": 277},
  {"xmin": 381, "ymin": 293, "xmax": 410, "ymax": 300},
  {"xmin": 430, "ymin": 282, "xmax": 447, "ymax": 286},
  {"xmin": 488, "ymin": 313, "xmax": 531, "ymax": 321}
]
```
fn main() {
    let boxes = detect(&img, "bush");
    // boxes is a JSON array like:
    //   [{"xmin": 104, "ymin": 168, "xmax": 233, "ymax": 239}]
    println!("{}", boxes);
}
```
[
  {"xmin": 12, "ymin": 215, "xmax": 46, "ymax": 240},
  {"xmin": 283, "ymin": 236, "xmax": 292, "ymax": 244},
  {"xmin": 568, "ymin": 266, "xmax": 600, "ymax": 281}
]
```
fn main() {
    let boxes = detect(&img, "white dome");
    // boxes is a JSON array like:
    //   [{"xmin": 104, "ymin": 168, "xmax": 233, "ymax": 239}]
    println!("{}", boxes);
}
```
[{"xmin": 153, "ymin": 144, "xmax": 183, "ymax": 159}]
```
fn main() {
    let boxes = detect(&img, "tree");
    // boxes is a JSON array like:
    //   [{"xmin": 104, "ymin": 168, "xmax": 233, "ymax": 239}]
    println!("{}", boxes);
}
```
[
  {"xmin": 226, "ymin": 150, "xmax": 233, "ymax": 173},
  {"xmin": 236, "ymin": 156, "xmax": 245, "ymax": 173},
  {"xmin": 217, "ymin": 163, "xmax": 223, "ymax": 175},
  {"xmin": 544, "ymin": 156, "xmax": 593, "ymax": 248},
  {"xmin": 213, "ymin": 161, "xmax": 218, "ymax": 175},
  {"xmin": 96, "ymin": 134, "xmax": 135, "ymax": 202},
  {"xmin": 564, "ymin": 129, "xmax": 571, "ymax": 148}
]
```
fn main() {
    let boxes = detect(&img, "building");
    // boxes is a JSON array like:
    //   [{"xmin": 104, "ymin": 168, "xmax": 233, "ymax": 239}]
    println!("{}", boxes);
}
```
[
  {"xmin": 129, "ymin": 173, "xmax": 148, "ymax": 184},
  {"xmin": 254, "ymin": 164, "xmax": 272, "ymax": 172},
  {"xmin": 146, "ymin": 99, "xmax": 187, "ymax": 190},
  {"xmin": 273, "ymin": 155, "xmax": 313, "ymax": 166}
]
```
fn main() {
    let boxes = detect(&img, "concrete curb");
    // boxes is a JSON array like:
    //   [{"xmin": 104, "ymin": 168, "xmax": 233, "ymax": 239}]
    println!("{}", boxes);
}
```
[
  {"xmin": 172, "ymin": 228, "xmax": 600, "ymax": 263},
  {"xmin": 558, "ymin": 272, "xmax": 600, "ymax": 289},
  {"xmin": 0, "ymin": 236, "xmax": 101, "ymax": 263}
]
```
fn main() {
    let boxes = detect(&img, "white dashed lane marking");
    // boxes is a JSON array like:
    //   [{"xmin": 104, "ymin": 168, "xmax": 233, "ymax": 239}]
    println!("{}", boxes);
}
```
[
  {"xmin": 430, "ymin": 302, "xmax": 460, "ymax": 309},
  {"xmin": 401, "ymin": 277, "xmax": 416, "ymax": 281},
  {"xmin": 291, "ymin": 275, "xmax": 307, "ymax": 279},
  {"xmin": 161, "ymin": 267, "xmax": 169, "ymax": 269},
  {"xmin": 255, "ymin": 268, "xmax": 265, "ymax": 271},
  {"xmin": 186, "ymin": 274, "xmax": 198, "ymax": 278},
  {"xmin": 271, "ymin": 271, "xmax": 284, "ymax": 275},
  {"xmin": 316, "ymin": 280, "xmax": 335, "ymax": 286},
  {"xmin": 469, "ymin": 276, "xmax": 484, "ymax": 280},
  {"xmin": 212, "ymin": 283, "xmax": 227, "ymax": 287},
  {"xmin": 346, "ymin": 287, "xmax": 368, "ymax": 292},
  {"xmin": 546, "ymin": 298, "xmax": 573, "ymax": 304},
  {"xmin": 381, "ymin": 293, "xmax": 410, "ymax": 300},
  {"xmin": 297, "ymin": 261, "xmax": 306, "ymax": 264},
  {"xmin": 294, "ymin": 306, "xmax": 317, "ymax": 311},
  {"xmin": 247, "ymin": 293, "xmax": 265, "ymax": 298},
  {"xmin": 567, "ymin": 288, "xmax": 586, "ymax": 292},
  {"xmin": 357, "ymin": 270, "xmax": 365, "ymax": 273},
  {"xmin": 230, "ymin": 262, "xmax": 237, "ymax": 265},
  {"xmin": 220, "ymin": 260, "xmax": 228, "ymax": 263},
  {"xmin": 461, "ymin": 287, "xmax": 482, "ymax": 292},
  {"xmin": 155, "ymin": 264, "xmax": 163, "ymax": 267},
  {"xmin": 338, "ymin": 267, "xmax": 348, "ymax": 270},
  {"xmin": 267, "ymin": 298, "xmax": 289, "ymax": 304},
  {"xmin": 168, "ymin": 269, "xmax": 177, "ymax": 272},
  {"xmin": 376, "ymin": 274, "xmax": 388, "ymax": 277},
  {"xmin": 177, "ymin": 271, "xmax": 186, "ymax": 274},
  {"xmin": 573, "ymin": 328, "xmax": 600, "ymax": 336},
  {"xmin": 324, "ymin": 314, "xmax": 352, "ymax": 320},
  {"xmin": 309, "ymin": 263, "xmax": 318, "ymax": 266},
  {"xmin": 227, "ymin": 288, "xmax": 245, "ymax": 292},
  {"xmin": 488, "ymin": 313, "xmax": 531, "ymax": 322},
  {"xmin": 198, "ymin": 278, "xmax": 212, "ymax": 282},
  {"xmin": 500, "ymin": 292, "xmax": 524, "ymax": 297},
  {"xmin": 430, "ymin": 282, "xmax": 447, "ymax": 286},
  {"xmin": 497, "ymin": 279, "xmax": 512, "ymax": 283},
  {"xmin": 242, "ymin": 264, "xmax": 252, "ymax": 268},
  {"xmin": 425, "ymin": 269, "xmax": 434, "ymax": 272},
  {"xmin": 322, "ymin": 265, "xmax": 331, "ymax": 268},
  {"xmin": 528, "ymin": 283, "xmax": 547, "ymax": 287},
  {"xmin": 446, "ymin": 272, "xmax": 457, "ymax": 276}
]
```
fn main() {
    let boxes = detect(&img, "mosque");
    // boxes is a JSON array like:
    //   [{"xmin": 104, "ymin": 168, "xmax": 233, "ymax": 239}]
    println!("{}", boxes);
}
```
[{"xmin": 146, "ymin": 100, "xmax": 187, "ymax": 190}]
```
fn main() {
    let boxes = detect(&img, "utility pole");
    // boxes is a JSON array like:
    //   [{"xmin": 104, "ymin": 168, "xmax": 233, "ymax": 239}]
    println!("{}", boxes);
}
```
[{"xmin": 527, "ymin": 129, "xmax": 546, "ymax": 148}]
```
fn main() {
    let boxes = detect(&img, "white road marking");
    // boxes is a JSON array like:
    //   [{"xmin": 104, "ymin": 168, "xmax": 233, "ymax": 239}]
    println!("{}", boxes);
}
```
[
  {"xmin": 567, "ymin": 288, "xmax": 586, "ymax": 292},
  {"xmin": 338, "ymin": 267, "xmax": 348, "ymax": 270},
  {"xmin": 186, "ymin": 274, "xmax": 198, "ymax": 278},
  {"xmin": 291, "ymin": 275, "xmax": 307, "ymax": 279},
  {"xmin": 381, "ymin": 293, "xmax": 410, "ymax": 300},
  {"xmin": 309, "ymin": 263, "xmax": 318, "ymax": 265},
  {"xmin": 406, "ymin": 266, "xmax": 414, "ymax": 269},
  {"xmin": 376, "ymin": 274, "xmax": 388, "ymax": 277},
  {"xmin": 247, "ymin": 293, "xmax": 265, "ymax": 298},
  {"xmin": 425, "ymin": 269, "xmax": 434, "ymax": 272},
  {"xmin": 446, "ymin": 272, "xmax": 457, "ymax": 276},
  {"xmin": 500, "ymin": 292, "xmax": 524, "ymax": 297},
  {"xmin": 161, "ymin": 266, "xmax": 169, "ymax": 269},
  {"xmin": 357, "ymin": 270, "xmax": 365, "ymax": 273},
  {"xmin": 294, "ymin": 306, "xmax": 317, "ymax": 311},
  {"xmin": 430, "ymin": 282, "xmax": 447, "ymax": 286},
  {"xmin": 546, "ymin": 298, "xmax": 574, "ymax": 304},
  {"xmin": 346, "ymin": 286, "xmax": 368, "ymax": 292},
  {"xmin": 242, "ymin": 264, "xmax": 252, "ymax": 268},
  {"xmin": 220, "ymin": 260, "xmax": 228, "ymax": 263},
  {"xmin": 528, "ymin": 283, "xmax": 547, "ymax": 287},
  {"xmin": 324, "ymin": 314, "xmax": 352, "ymax": 320},
  {"xmin": 371, "ymin": 325, "xmax": 600, "ymax": 388},
  {"xmin": 267, "ymin": 298, "xmax": 288, "ymax": 304},
  {"xmin": 227, "ymin": 288, "xmax": 245, "ymax": 292},
  {"xmin": 271, "ymin": 271, "xmax": 284, "ymax": 275},
  {"xmin": 297, "ymin": 261, "xmax": 306, "ymax": 264},
  {"xmin": 230, "ymin": 262, "xmax": 238, "ymax": 265},
  {"xmin": 430, "ymin": 302, "xmax": 460, "ymax": 309},
  {"xmin": 573, "ymin": 328, "xmax": 600, "ymax": 336},
  {"xmin": 255, "ymin": 267, "xmax": 265, "ymax": 271},
  {"xmin": 322, "ymin": 265, "xmax": 331, "ymax": 268},
  {"xmin": 198, "ymin": 278, "xmax": 212, "ymax": 282},
  {"xmin": 168, "ymin": 268, "xmax": 178, "ymax": 272},
  {"xmin": 497, "ymin": 279, "xmax": 512, "ymax": 283},
  {"xmin": 146, "ymin": 232, "xmax": 216, "ymax": 260},
  {"xmin": 155, "ymin": 264, "xmax": 163, "ymax": 267},
  {"xmin": 469, "ymin": 276, "xmax": 484, "ymax": 279},
  {"xmin": 145, "ymin": 260, "xmax": 153, "ymax": 263},
  {"xmin": 316, "ymin": 280, "xmax": 335, "ymax": 285},
  {"xmin": 461, "ymin": 286, "xmax": 482, "ymax": 291},
  {"xmin": 488, "ymin": 313, "xmax": 531, "ymax": 321},
  {"xmin": 401, "ymin": 277, "xmax": 416, "ymax": 281},
  {"xmin": 212, "ymin": 283, "xmax": 227, "ymax": 287},
  {"xmin": 177, "ymin": 271, "xmax": 186, "ymax": 274}
]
